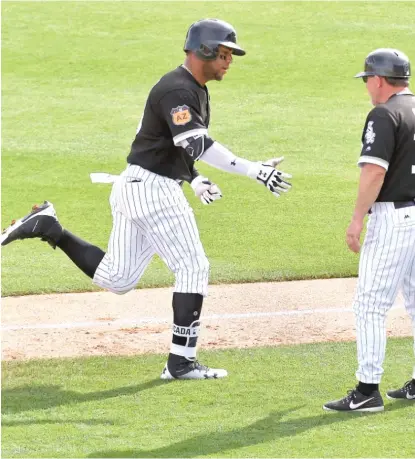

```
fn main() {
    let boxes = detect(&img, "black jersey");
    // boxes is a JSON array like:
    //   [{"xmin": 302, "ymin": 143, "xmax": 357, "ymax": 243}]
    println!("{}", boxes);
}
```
[
  {"xmin": 127, "ymin": 66, "xmax": 213, "ymax": 182},
  {"xmin": 358, "ymin": 89, "xmax": 415, "ymax": 202}
]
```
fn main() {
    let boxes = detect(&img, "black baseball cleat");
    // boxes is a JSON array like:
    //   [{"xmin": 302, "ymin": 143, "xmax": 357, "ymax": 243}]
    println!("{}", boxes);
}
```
[
  {"xmin": 386, "ymin": 380, "xmax": 415, "ymax": 401},
  {"xmin": 160, "ymin": 354, "xmax": 227, "ymax": 380},
  {"xmin": 323, "ymin": 388, "xmax": 384, "ymax": 412},
  {"xmin": 1, "ymin": 201, "xmax": 63, "ymax": 249}
]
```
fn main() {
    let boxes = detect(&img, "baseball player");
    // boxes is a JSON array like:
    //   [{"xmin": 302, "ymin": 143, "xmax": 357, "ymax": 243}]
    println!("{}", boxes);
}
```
[
  {"xmin": 1, "ymin": 19, "xmax": 292, "ymax": 380},
  {"xmin": 324, "ymin": 49, "xmax": 415, "ymax": 412}
]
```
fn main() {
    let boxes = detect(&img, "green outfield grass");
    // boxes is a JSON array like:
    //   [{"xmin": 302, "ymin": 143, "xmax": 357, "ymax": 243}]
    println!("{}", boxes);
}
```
[
  {"xmin": 2, "ymin": 338, "xmax": 414, "ymax": 458},
  {"xmin": 2, "ymin": 1, "xmax": 415, "ymax": 295}
]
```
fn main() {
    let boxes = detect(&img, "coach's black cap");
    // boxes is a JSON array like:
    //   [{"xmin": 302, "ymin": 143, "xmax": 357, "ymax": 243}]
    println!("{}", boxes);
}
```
[{"xmin": 355, "ymin": 48, "xmax": 411, "ymax": 79}]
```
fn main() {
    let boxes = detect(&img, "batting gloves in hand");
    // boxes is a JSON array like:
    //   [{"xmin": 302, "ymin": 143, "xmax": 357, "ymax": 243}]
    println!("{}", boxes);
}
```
[
  {"xmin": 247, "ymin": 156, "xmax": 292, "ymax": 198},
  {"xmin": 191, "ymin": 176, "xmax": 223, "ymax": 205}
]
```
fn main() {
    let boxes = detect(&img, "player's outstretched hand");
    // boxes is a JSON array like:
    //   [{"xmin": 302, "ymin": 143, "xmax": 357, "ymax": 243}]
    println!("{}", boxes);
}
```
[
  {"xmin": 191, "ymin": 176, "xmax": 223, "ymax": 205},
  {"xmin": 247, "ymin": 156, "xmax": 292, "ymax": 198}
]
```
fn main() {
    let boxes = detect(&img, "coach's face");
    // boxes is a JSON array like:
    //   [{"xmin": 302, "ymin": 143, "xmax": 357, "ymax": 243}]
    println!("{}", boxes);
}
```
[
  {"xmin": 205, "ymin": 45, "xmax": 233, "ymax": 81},
  {"xmin": 365, "ymin": 75, "xmax": 381, "ymax": 105}
]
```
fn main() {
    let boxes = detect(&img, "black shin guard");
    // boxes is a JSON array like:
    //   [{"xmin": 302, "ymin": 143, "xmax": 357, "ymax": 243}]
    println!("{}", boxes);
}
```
[
  {"xmin": 56, "ymin": 229, "xmax": 105, "ymax": 279},
  {"xmin": 168, "ymin": 293, "xmax": 203, "ymax": 370}
]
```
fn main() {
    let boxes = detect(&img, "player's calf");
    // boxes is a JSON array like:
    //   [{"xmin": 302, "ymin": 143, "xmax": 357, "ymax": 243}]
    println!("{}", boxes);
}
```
[{"xmin": 160, "ymin": 292, "xmax": 227, "ymax": 380}]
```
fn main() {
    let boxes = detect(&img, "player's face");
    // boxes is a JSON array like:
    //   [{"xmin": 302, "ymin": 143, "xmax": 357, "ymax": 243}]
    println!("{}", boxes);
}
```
[{"xmin": 204, "ymin": 45, "xmax": 233, "ymax": 81}]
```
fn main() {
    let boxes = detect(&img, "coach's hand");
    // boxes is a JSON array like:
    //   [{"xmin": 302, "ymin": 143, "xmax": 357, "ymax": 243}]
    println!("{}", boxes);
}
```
[
  {"xmin": 191, "ymin": 176, "xmax": 222, "ymax": 205},
  {"xmin": 346, "ymin": 219, "xmax": 363, "ymax": 253},
  {"xmin": 247, "ymin": 157, "xmax": 292, "ymax": 198}
]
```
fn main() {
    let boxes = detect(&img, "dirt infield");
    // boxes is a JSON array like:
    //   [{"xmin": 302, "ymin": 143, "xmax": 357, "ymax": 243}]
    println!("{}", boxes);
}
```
[{"xmin": 1, "ymin": 278, "xmax": 412, "ymax": 361}]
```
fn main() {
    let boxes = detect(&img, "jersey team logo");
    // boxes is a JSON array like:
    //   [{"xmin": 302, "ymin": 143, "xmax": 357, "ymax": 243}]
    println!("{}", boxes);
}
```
[
  {"xmin": 171, "ymin": 105, "xmax": 192, "ymax": 126},
  {"xmin": 364, "ymin": 121, "xmax": 376, "ymax": 144}
]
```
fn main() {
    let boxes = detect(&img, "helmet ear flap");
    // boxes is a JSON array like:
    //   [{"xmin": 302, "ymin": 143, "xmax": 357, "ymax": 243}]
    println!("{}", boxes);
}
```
[{"xmin": 196, "ymin": 44, "xmax": 218, "ymax": 60}]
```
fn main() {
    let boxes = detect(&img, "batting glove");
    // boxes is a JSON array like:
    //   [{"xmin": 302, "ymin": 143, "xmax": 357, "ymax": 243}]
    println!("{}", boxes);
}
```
[
  {"xmin": 191, "ymin": 176, "xmax": 223, "ymax": 205},
  {"xmin": 247, "ymin": 156, "xmax": 292, "ymax": 198}
]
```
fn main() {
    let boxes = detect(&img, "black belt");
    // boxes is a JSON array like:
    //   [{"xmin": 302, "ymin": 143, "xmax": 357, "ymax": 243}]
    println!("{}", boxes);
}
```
[
  {"xmin": 394, "ymin": 200, "xmax": 415, "ymax": 209},
  {"xmin": 368, "ymin": 199, "xmax": 415, "ymax": 214}
]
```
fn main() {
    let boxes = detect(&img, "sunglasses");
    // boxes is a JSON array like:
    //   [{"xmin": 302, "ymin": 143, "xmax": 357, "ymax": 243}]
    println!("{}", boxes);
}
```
[{"xmin": 362, "ymin": 75, "xmax": 373, "ymax": 83}]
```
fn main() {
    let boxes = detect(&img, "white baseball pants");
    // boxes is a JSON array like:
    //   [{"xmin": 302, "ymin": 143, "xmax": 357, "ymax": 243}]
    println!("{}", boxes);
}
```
[
  {"xmin": 93, "ymin": 165, "xmax": 209, "ymax": 296},
  {"xmin": 354, "ymin": 202, "xmax": 415, "ymax": 383}
]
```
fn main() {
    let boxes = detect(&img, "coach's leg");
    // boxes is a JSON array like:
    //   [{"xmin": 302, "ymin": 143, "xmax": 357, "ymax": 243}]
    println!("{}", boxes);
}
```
[
  {"xmin": 402, "ymin": 244, "xmax": 415, "ymax": 381},
  {"xmin": 385, "ymin": 220, "xmax": 415, "ymax": 400},
  {"xmin": 354, "ymin": 214, "xmax": 413, "ymax": 390}
]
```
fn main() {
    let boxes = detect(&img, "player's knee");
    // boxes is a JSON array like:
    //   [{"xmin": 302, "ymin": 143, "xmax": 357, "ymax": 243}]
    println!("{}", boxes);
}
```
[
  {"xmin": 199, "ymin": 256, "xmax": 210, "ymax": 273},
  {"xmin": 175, "ymin": 255, "xmax": 210, "ymax": 296},
  {"xmin": 109, "ymin": 285, "xmax": 132, "ymax": 295},
  {"xmin": 106, "ymin": 283, "xmax": 133, "ymax": 295},
  {"xmin": 107, "ymin": 274, "xmax": 136, "ymax": 295},
  {"xmin": 191, "ymin": 255, "xmax": 210, "ymax": 278}
]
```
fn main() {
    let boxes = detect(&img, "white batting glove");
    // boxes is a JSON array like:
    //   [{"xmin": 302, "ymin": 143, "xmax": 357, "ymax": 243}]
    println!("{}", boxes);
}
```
[
  {"xmin": 191, "ymin": 176, "xmax": 223, "ymax": 205},
  {"xmin": 247, "ymin": 156, "xmax": 292, "ymax": 198}
]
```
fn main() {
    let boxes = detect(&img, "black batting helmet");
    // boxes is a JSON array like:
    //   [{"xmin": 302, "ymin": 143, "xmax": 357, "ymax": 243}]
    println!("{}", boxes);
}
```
[
  {"xmin": 355, "ymin": 48, "xmax": 411, "ymax": 79},
  {"xmin": 184, "ymin": 18, "xmax": 246, "ymax": 61}
]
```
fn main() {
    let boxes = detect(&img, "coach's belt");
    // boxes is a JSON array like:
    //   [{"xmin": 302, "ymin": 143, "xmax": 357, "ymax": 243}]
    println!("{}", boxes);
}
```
[
  {"xmin": 368, "ymin": 199, "xmax": 415, "ymax": 214},
  {"xmin": 394, "ymin": 200, "xmax": 415, "ymax": 210}
]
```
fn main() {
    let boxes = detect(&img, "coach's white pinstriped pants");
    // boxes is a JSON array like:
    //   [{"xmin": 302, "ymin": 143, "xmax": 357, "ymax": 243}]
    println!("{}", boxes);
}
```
[
  {"xmin": 354, "ymin": 202, "xmax": 415, "ymax": 383},
  {"xmin": 93, "ymin": 165, "xmax": 209, "ymax": 296}
]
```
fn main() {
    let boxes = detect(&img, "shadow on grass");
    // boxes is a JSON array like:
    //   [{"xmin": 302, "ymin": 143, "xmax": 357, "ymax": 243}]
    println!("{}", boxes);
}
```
[
  {"xmin": 87, "ymin": 403, "xmax": 414, "ymax": 458},
  {"xmin": 1, "ymin": 378, "xmax": 166, "ymax": 414}
]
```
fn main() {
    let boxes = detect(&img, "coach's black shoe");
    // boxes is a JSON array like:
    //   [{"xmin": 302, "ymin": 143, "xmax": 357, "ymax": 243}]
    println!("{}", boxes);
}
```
[
  {"xmin": 160, "ymin": 354, "xmax": 227, "ymax": 380},
  {"xmin": 1, "ymin": 201, "xmax": 63, "ymax": 249},
  {"xmin": 323, "ymin": 388, "xmax": 384, "ymax": 412},
  {"xmin": 386, "ymin": 380, "xmax": 415, "ymax": 401}
]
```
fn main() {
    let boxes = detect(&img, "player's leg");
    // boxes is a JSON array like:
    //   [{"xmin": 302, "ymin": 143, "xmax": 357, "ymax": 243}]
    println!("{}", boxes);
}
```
[
  {"xmin": 1, "ymin": 201, "xmax": 105, "ymax": 279},
  {"xmin": 387, "ymin": 227, "xmax": 415, "ymax": 401},
  {"xmin": 1, "ymin": 179, "xmax": 155, "ymax": 292},
  {"xmin": 122, "ymin": 166, "xmax": 226, "ymax": 379},
  {"xmin": 93, "ymin": 210, "xmax": 155, "ymax": 294},
  {"xmin": 150, "ymin": 182, "xmax": 224, "ymax": 379},
  {"xmin": 90, "ymin": 170, "xmax": 156, "ymax": 294}
]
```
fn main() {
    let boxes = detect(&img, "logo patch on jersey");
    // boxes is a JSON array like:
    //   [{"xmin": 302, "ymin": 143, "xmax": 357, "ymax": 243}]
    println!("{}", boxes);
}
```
[
  {"xmin": 171, "ymin": 105, "xmax": 192, "ymax": 126},
  {"xmin": 364, "ymin": 121, "xmax": 376, "ymax": 145}
]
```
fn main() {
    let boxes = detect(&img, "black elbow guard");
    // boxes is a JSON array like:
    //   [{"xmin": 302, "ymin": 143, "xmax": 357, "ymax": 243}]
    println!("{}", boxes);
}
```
[{"xmin": 181, "ymin": 135, "xmax": 214, "ymax": 161}]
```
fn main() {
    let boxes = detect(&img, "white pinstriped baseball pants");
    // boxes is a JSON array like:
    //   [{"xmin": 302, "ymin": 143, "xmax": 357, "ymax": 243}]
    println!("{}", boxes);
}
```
[
  {"xmin": 354, "ymin": 202, "xmax": 415, "ymax": 383},
  {"xmin": 93, "ymin": 165, "xmax": 209, "ymax": 296}
]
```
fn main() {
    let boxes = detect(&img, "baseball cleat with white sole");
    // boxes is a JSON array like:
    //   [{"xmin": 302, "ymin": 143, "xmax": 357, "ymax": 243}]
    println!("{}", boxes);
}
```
[
  {"xmin": 386, "ymin": 380, "xmax": 415, "ymax": 400},
  {"xmin": 160, "ymin": 359, "xmax": 228, "ymax": 380},
  {"xmin": 1, "ymin": 201, "xmax": 63, "ymax": 248},
  {"xmin": 323, "ymin": 388, "xmax": 384, "ymax": 412}
]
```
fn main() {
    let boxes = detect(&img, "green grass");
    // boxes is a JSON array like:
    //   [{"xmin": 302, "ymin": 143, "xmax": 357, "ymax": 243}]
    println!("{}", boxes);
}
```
[
  {"xmin": 2, "ymin": 338, "xmax": 415, "ymax": 458},
  {"xmin": 2, "ymin": 1, "xmax": 415, "ymax": 295}
]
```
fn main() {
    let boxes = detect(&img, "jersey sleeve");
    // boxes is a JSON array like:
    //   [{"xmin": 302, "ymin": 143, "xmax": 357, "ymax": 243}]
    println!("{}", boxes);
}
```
[
  {"xmin": 158, "ymin": 89, "xmax": 208, "ymax": 146},
  {"xmin": 358, "ymin": 106, "xmax": 397, "ymax": 170}
]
